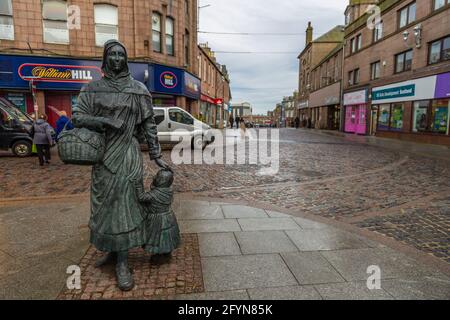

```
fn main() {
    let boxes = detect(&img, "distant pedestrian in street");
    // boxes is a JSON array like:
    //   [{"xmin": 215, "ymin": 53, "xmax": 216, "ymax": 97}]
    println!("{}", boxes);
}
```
[
  {"xmin": 307, "ymin": 117, "xmax": 312, "ymax": 129},
  {"xmin": 229, "ymin": 115, "xmax": 234, "ymax": 128},
  {"xmin": 55, "ymin": 111, "xmax": 73, "ymax": 140},
  {"xmin": 294, "ymin": 116, "xmax": 300, "ymax": 129},
  {"xmin": 31, "ymin": 114, "xmax": 54, "ymax": 166},
  {"xmin": 235, "ymin": 116, "xmax": 240, "ymax": 129}
]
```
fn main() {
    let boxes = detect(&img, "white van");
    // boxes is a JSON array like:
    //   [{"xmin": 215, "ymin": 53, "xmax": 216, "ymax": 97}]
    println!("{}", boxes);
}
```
[{"xmin": 153, "ymin": 106, "xmax": 214, "ymax": 149}]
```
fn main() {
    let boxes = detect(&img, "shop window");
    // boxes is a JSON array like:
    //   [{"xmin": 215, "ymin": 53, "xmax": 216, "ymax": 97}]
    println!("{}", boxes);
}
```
[
  {"xmin": 433, "ymin": 0, "xmax": 448, "ymax": 11},
  {"xmin": 0, "ymin": 0, "xmax": 13, "ymax": 40},
  {"xmin": 413, "ymin": 101, "xmax": 430, "ymax": 132},
  {"xmin": 43, "ymin": 0, "xmax": 69, "ymax": 44},
  {"xmin": 166, "ymin": 17, "xmax": 174, "ymax": 56},
  {"xmin": 152, "ymin": 12, "xmax": 162, "ymax": 53},
  {"xmin": 395, "ymin": 50, "xmax": 413, "ymax": 73},
  {"xmin": 431, "ymin": 99, "xmax": 449, "ymax": 134},
  {"xmin": 169, "ymin": 109, "xmax": 193, "ymax": 125},
  {"xmin": 371, "ymin": 61, "xmax": 380, "ymax": 80},
  {"xmin": 378, "ymin": 104, "xmax": 390, "ymax": 131},
  {"xmin": 398, "ymin": 2, "xmax": 416, "ymax": 29},
  {"xmin": 373, "ymin": 21, "xmax": 383, "ymax": 43},
  {"xmin": 390, "ymin": 104, "xmax": 404, "ymax": 131},
  {"xmin": 428, "ymin": 36, "xmax": 450, "ymax": 65},
  {"xmin": 94, "ymin": 4, "xmax": 118, "ymax": 47}
]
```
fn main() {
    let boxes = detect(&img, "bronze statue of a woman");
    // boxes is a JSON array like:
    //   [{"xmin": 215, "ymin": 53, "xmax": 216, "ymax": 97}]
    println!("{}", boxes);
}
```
[{"xmin": 72, "ymin": 40, "xmax": 171, "ymax": 291}]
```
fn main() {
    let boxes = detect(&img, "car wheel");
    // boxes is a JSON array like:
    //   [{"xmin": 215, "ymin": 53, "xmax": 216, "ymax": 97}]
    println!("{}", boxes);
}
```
[
  {"xmin": 12, "ymin": 140, "xmax": 32, "ymax": 157},
  {"xmin": 192, "ymin": 135, "xmax": 206, "ymax": 150}
]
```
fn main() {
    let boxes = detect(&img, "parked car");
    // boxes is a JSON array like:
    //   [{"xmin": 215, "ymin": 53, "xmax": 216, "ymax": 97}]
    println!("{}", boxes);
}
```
[
  {"xmin": 153, "ymin": 106, "xmax": 215, "ymax": 149},
  {"xmin": 0, "ymin": 97, "xmax": 35, "ymax": 157}
]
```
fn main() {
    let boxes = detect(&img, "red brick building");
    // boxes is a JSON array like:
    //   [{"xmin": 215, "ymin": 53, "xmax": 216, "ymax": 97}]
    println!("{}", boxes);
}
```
[
  {"xmin": 343, "ymin": 0, "xmax": 450, "ymax": 146},
  {"xmin": 0, "ymin": 0, "xmax": 201, "ymax": 124}
]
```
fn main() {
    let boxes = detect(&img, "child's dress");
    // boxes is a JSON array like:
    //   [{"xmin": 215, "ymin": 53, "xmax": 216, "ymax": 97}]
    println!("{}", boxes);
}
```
[{"xmin": 136, "ymin": 185, "xmax": 181, "ymax": 255}]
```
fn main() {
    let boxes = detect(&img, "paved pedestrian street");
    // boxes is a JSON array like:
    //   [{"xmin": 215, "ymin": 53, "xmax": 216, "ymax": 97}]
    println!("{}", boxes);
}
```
[{"xmin": 0, "ymin": 129, "xmax": 449, "ymax": 299}]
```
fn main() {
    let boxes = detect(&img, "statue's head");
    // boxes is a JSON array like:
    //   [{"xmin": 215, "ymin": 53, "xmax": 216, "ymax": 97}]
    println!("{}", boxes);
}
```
[
  {"xmin": 101, "ymin": 39, "xmax": 129, "ymax": 78},
  {"xmin": 152, "ymin": 169, "xmax": 174, "ymax": 188}
]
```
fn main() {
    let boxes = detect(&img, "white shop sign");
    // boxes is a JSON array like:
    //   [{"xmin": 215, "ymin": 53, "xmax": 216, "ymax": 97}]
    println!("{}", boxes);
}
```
[
  {"xmin": 344, "ymin": 89, "xmax": 367, "ymax": 106},
  {"xmin": 371, "ymin": 75, "xmax": 437, "ymax": 104}
]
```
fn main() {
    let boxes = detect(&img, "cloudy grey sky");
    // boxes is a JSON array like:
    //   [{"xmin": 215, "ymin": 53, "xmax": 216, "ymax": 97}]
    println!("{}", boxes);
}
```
[{"xmin": 198, "ymin": 0, "xmax": 348, "ymax": 115}]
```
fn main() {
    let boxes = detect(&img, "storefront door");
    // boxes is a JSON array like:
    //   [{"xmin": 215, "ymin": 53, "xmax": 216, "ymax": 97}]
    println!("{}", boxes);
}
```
[
  {"xmin": 356, "ymin": 105, "xmax": 366, "ymax": 135},
  {"xmin": 345, "ymin": 106, "xmax": 357, "ymax": 133}
]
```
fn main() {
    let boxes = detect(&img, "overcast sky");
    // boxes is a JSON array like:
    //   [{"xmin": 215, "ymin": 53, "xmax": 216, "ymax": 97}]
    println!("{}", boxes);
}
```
[{"xmin": 198, "ymin": 0, "xmax": 348, "ymax": 115}]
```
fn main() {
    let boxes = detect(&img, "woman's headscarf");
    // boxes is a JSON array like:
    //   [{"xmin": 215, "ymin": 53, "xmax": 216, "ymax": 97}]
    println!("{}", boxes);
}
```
[{"xmin": 101, "ymin": 39, "xmax": 131, "ymax": 89}]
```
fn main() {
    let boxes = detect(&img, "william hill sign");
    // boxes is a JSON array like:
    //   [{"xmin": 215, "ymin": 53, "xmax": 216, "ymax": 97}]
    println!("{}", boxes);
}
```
[{"xmin": 18, "ymin": 63, "xmax": 102, "ymax": 83}]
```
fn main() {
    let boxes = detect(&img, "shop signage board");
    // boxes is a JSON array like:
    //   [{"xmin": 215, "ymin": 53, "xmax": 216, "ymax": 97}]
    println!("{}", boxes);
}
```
[
  {"xmin": 343, "ymin": 89, "xmax": 367, "ymax": 106},
  {"xmin": 0, "ymin": 54, "xmax": 147, "ymax": 91},
  {"xmin": 371, "ymin": 75, "xmax": 437, "ymax": 104},
  {"xmin": 434, "ymin": 72, "xmax": 450, "ymax": 99}
]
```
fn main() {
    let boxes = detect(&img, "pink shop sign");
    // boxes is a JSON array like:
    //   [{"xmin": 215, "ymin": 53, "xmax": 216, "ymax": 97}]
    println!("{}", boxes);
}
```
[{"xmin": 344, "ymin": 89, "xmax": 367, "ymax": 106}]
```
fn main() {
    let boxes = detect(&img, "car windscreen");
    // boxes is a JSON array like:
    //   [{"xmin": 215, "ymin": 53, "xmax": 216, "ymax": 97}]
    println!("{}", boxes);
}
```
[{"xmin": 0, "ymin": 99, "xmax": 32, "ymax": 123}]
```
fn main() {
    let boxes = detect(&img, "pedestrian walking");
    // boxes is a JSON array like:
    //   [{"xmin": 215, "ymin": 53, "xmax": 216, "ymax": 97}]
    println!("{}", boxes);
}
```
[
  {"xmin": 55, "ymin": 111, "xmax": 73, "ymax": 140},
  {"xmin": 31, "ymin": 114, "xmax": 54, "ymax": 166},
  {"xmin": 229, "ymin": 115, "xmax": 234, "ymax": 128},
  {"xmin": 294, "ymin": 116, "xmax": 300, "ymax": 129},
  {"xmin": 235, "ymin": 116, "xmax": 240, "ymax": 129}
]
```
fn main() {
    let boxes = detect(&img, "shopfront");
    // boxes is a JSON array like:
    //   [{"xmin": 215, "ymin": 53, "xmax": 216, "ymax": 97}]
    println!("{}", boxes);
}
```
[
  {"xmin": 371, "ymin": 73, "xmax": 449, "ymax": 146},
  {"xmin": 148, "ymin": 63, "xmax": 201, "ymax": 115},
  {"xmin": 309, "ymin": 82, "xmax": 341, "ymax": 130},
  {"xmin": 200, "ymin": 94, "xmax": 223, "ymax": 128},
  {"xmin": 343, "ymin": 89, "xmax": 368, "ymax": 135},
  {"xmin": 0, "ymin": 54, "xmax": 148, "ymax": 128}
]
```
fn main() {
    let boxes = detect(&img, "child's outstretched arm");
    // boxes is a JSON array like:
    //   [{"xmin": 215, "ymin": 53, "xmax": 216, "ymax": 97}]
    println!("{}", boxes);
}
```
[{"xmin": 132, "ymin": 179, "xmax": 156, "ymax": 203}]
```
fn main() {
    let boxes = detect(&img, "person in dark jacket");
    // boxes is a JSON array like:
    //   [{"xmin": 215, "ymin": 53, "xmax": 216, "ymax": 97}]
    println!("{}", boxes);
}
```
[
  {"xmin": 55, "ymin": 111, "xmax": 73, "ymax": 140},
  {"xmin": 229, "ymin": 115, "xmax": 234, "ymax": 128},
  {"xmin": 32, "ymin": 114, "xmax": 54, "ymax": 166},
  {"xmin": 235, "ymin": 116, "xmax": 240, "ymax": 129}
]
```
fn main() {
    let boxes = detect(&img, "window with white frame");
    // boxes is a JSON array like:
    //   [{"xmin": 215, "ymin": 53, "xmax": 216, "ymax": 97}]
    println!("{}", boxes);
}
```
[
  {"xmin": 152, "ymin": 12, "xmax": 162, "ymax": 53},
  {"xmin": 373, "ymin": 21, "xmax": 383, "ymax": 42},
  {"xmin": 0, "ymin": 0, "xmax": 13, "ymax": 40},
  {"xmin": 433, "ymin": 0, "xmax": 448, "ymax": 11},
  {"xmin": 166, "ymin": 17, "xmax": 174, "ymax": 56},
  {"xmin": 43, "ymin": 0, "xmax": 69, "ymax": 44},
  {"xmin": 94, "ymin": 4, "xmax": 118, "ymax": 47},
  {"xmin": 398, "ymin": 2, "xmax": 416, "ymax": 29}
]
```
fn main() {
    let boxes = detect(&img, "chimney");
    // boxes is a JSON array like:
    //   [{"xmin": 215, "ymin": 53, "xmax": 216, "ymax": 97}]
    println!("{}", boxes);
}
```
[{"xmin": 306, "ymin": 22, "xmax": 313, "ymax": 46}]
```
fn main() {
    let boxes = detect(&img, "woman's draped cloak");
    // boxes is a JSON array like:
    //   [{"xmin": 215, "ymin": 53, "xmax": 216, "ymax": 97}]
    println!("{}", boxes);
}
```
[{"xmin": 73, "ymin": 78, "xmax": 160, "ymax": 252}]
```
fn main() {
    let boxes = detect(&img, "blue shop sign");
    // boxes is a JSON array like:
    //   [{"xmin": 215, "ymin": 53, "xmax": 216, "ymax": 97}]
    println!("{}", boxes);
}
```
[
  {"xmin": 149, "ymin": 64, "xmax": 200, "ymax": 99},
  {"xmin": 372, "ymin": 84, "xmax": 415, "ymax": 101},
  {"xmin": 0, "ymin": 54, "xmax": 148, "ymax": 91}
]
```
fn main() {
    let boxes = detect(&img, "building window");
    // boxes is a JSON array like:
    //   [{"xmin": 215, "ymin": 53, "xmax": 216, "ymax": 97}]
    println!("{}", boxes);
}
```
[
  {"xmin": 184, "ymin": 30, "xmax": 190, "ymax": 66},
  {"xmin": 433, "ymin": 0, "xmax": 448, "ymax": 10},
  {"xmin": 42, "ymin": 0, "xmax": 69, "ymax": 44},
  {"xmin": 398, "ymin": 2, "xmax": 416, "ymax": 29},
  {"xmin": 371, "ymin": 61, "xmax": 381, "ymax": 80},
  {"xmin": 373, "ymin": 21, "xmax": 383, "ymax": 42},
  {"xmin": 431, "ymin": 99, "xmax": 450, "ymax": 134},
  {"xmin": 350, "ymin": 34, "xmax": 362, "ymax": 54},
  {"xmin": 185, "ymin": 0, "xmax": 190, "ymax": 20},
  {"xmin": 166, "ymin": 17, "xmax": 174, "ymax": 56},
  {"xmin": 0, "ymin": 0, "xmax": 13, "ymax": 40},
  {"xmin": 429, "ymin": 36, "xmax": 450, "ymax": 64},
  {"xmin": 390, "ymin": 103, "xmax": 404, "ymax": 130},
  {"xmin": 378, "ymin": 104, "xmax": 391, "ymax": 130},
  {"xmin": 94, "ymin": 4, "xmax": 118, "ymax": 47},
  {"xmin": 395, "ymin": 50, "xmax": 413, "ymax": 73},
  {"xmin": 152, "ymin": 12, "xmax": 162, "ymax": 53},
  {"xmin": 377, "ymin": 104, "xmax": 404, "ymax": 131},
  {"xmin": 348, "ymin": 68, "xmax": 359, "ymax": 85}
]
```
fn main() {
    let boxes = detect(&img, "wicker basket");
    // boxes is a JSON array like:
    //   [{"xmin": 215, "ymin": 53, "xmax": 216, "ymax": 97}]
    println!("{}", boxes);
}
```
[{"xmin": 57, "ymin": 127, "xmax": 105, "ymax": 165}]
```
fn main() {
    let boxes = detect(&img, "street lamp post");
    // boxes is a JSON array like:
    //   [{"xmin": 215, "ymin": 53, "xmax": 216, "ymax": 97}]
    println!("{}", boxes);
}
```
[{"xmin": 197, "ymin": 3, "xmax": 211, "ymax": 32}]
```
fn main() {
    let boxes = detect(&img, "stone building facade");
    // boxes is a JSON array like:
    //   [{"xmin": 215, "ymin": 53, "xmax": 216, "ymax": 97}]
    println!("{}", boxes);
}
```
[{"xmin": 0, "ymin": 0, "xmax": 201, "ymax": 122}]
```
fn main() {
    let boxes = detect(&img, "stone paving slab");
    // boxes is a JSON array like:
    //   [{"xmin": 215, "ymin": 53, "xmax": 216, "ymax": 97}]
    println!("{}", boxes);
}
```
[
  {"xmin": 238, "ymin": 218, "xmax": 301, "ymax": 232},
  {"xmin": 179, "ymin": 219, "xmax": 241, "ymax": 234},
  {"xmin": 221, "ymin": 205, "xmax": 269, "ymax": 219},
  {"xmin": 247, "ymin": 286, "xmax": 322, "ymax": 300},
  {"xmin": 201, "ymin": 254, "xmax": 298, "ymax": 292},
  {"xmin": 265, "ymin": 210, "xmax": 293, "ymax": 218},
  {"xmin": 285, "ymin": 229, "xmax": 370, "ymax": 252},
  {"xmin": 314, "ymin": 281, "xmax": 394, "ymax": 300},
  {"xmin": 281, "ymin": 252, "xmax": 346, "ymax": 285},
  {"xmin": 381, "ymin": 277, "xmax": 450, "ymax": 300},
  {"xmin": 198, "ymin": 233, "xmax": 242, "ymax": 257},
  {"xmin": 235, "ymin": 231, "xmax": 298, "ymax": 254},
  {"xmin": 321, "ymin": 248, "xmax": 435, "ymax": 282},
  {"xmin": 176, "ymin": 203, "xmax": 224, "ymax": 220}
]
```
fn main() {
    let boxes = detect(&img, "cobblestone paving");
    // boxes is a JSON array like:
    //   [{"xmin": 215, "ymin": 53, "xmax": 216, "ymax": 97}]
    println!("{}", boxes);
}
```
[
  {"xmin": 58, "ymin": 234, "xmax": 204, "ymax": 300},
  {"xmin": 355, "ymin": 195, "xmax": 450, "ymax": 264}
]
